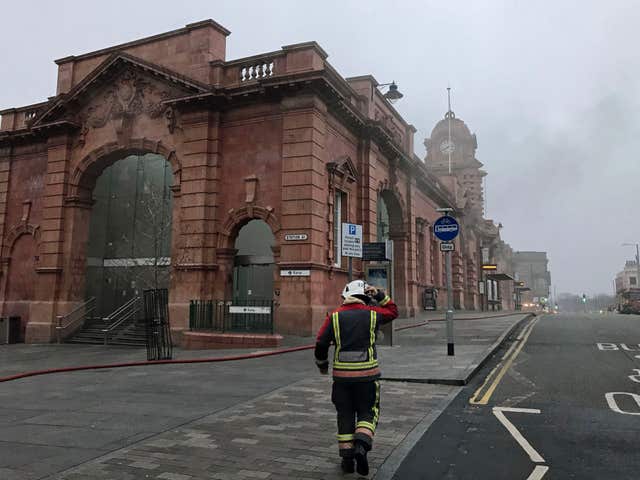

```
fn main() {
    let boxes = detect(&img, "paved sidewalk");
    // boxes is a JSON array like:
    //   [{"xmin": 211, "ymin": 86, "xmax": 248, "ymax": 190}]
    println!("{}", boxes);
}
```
[
  {"xmin": 0, "ymin": 311, "xmax": 532, "ymax": 479},
  {"xmin": 54, "ymin": 378, "xmax": 458, "ymax": 480},
  {"xmin": 382, "ymin": 313, "xmax": 531, "ymax": 384}
]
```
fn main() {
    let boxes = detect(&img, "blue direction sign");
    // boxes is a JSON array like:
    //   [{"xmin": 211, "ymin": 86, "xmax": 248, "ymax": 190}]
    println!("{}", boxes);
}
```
[{"xmin": 433, "ymin": 215, "xmax": 460, "ymax": 242}]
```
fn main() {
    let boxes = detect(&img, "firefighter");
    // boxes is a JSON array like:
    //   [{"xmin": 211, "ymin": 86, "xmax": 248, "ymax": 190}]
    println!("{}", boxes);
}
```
[{"xmin": 315, "ymin": 280, "xmax": 398, "ymax": 475}]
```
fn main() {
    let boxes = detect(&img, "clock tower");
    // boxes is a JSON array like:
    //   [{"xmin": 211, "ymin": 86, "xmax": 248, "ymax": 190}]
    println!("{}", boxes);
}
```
[{"xmin": 424, "ymin": 110, "xmax": 487, "ymax": 218}]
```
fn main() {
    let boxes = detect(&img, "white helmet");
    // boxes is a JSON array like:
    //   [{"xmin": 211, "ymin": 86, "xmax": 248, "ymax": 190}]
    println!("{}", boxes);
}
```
[{"xmin": 341, "ymin": 280, "xmax": 368, "ymax": 299}]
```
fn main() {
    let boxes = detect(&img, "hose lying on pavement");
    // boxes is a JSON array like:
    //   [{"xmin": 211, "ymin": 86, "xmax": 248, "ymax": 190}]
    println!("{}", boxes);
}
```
[
  {"xmin": 0, "ymin": 344, "xmax": 315, "ymax": 384},
  {"xmin": 395, "ymin": 312, "xmax": 525, "ymax": 332},
  {"xmin": 1, "ymin": 314, "xmax": 476, "ymax": 384}
]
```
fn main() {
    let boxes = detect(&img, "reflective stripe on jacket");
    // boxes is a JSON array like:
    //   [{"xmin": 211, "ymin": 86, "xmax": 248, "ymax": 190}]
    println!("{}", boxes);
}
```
[{"xmin": 315, "ymin": 294, "xmax": 398, "ymax": 382}]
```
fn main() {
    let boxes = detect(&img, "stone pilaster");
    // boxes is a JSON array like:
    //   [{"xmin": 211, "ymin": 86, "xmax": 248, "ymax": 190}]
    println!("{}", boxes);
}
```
[
  {"xmin": 0, "ymin": 146, "xmax": 11, "ymax": 313},
  {"xmin": 27, "ymin": 133, "xmax": 72, "ymax": 342},
  {"xmin": 278, "ymin": 95, "xmax": 328, "ymax": 335},
  {"xmin": 172, "ymin": 109, "xmax": 221, "ymax": 336}
]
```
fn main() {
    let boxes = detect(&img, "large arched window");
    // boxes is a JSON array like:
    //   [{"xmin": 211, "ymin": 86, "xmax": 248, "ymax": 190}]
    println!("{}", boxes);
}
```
[{"xmin": 85, "ymin": 153, "xmax": 172, "ymax": 316}]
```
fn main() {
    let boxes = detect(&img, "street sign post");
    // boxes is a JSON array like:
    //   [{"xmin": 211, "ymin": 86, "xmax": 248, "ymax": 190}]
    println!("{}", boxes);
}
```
[
  {"xmin": 434, "ymin": 213, "xmax": 460, "ymax": 356},
  {"xmin": 342, "ymin": 223, "xmax": 363, "ymax": 281}
]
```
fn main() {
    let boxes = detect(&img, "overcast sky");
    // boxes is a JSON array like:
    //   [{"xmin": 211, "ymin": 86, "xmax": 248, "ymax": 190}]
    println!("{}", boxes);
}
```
[{"xmin": 2, "ymin": 0, "xmax": 639, "ymax": 295}]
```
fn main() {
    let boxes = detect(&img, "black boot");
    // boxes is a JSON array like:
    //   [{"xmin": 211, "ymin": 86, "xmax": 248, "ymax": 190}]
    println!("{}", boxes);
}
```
[
  {"xmin": 341, "ymin": 457, "xmax": 355, "ymax": 474},
  {"xmin": 354, "ymin": 442, "xmax": 369, "ymax": 476}
]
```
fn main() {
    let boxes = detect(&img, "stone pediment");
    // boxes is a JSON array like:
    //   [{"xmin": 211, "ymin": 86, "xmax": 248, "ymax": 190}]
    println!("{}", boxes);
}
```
[
  {"xmin": 327, "ymin": 155, "xmax": 358, "ymax": 184},
  {"xmin": 33, "ymin": 53, "xmax": 209, "ymax": 128}
]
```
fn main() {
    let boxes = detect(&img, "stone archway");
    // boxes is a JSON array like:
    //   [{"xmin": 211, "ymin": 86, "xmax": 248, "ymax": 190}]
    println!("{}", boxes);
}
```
[
  {"xmin": 215, "ymin": 206, "xmax": 280, "ymax": 302},
  {"xmin": 377, "ymin": 189, "xmax": 410, "ymax": 317},
  {"xmin": 69, "ymin": 139, "xmax": 181, "ymax": 202},
  {"xmin": 232, "ymin": 219, "xmax": 276, "ymax": 303},
  {"xmin": 83, "ymin": 152, "xmax": 174, "ymax": 317}
]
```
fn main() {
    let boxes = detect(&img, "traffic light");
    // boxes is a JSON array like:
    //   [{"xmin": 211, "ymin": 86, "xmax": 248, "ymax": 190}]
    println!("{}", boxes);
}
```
[{"xmin": 582, "ymin": 294, "xmax": 587, "ymax": 303}]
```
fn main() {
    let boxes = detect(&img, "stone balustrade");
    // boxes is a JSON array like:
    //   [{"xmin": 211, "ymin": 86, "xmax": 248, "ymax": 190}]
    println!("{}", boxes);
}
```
[{"xmin": 240, "ymin": 61, "xmax": 275, "ymax": 82}]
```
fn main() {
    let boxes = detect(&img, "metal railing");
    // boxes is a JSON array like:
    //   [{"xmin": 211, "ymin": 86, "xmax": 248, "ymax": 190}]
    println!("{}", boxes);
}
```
[
  {"xmin": 56, "ymin": 297, "xmax": 96, "ymax": 344},
  {"xmin": 189, "ymin": 299, "xmax": 274, "ymax": 334},
  {"xmin": 101, "ymin": 296, "xmax": 141, "ymax": 345},
  {"xmin": 144, "ymin": 288, "xmax": 172, "ymax": 360}
]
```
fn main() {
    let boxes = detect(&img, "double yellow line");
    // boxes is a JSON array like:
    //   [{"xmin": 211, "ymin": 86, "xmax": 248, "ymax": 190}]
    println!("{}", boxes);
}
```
[{"xmin": 469, "ymin": 317, "xmax": 539, "ymax": 405}]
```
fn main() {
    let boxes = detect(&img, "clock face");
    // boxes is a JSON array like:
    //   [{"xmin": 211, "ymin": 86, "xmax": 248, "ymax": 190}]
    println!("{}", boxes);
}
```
[{"xmin": 440, "ymin": 140, "xmax": 456, "ymax": 154}]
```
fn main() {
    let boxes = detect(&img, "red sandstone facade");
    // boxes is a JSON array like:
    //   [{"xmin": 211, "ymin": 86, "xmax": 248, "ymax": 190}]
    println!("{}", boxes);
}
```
[{"xmin": 0, "ymin": 20, "xmax": 513, "ymax": 344}]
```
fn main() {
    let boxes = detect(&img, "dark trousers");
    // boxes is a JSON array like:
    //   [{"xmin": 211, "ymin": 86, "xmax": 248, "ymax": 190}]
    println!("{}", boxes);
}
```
[{"xmin": 331, "ymin": 380, "xmax": 380, "ymax": 457}]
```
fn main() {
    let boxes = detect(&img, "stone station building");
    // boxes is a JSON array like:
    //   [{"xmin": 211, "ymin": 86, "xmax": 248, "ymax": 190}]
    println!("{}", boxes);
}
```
[{"xmin": 0, "ymin": 19, "xmax": 514, "ymax": 346}]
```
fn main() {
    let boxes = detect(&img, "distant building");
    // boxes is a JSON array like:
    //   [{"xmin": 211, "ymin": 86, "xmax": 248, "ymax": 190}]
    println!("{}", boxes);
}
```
[
  {"xmin": 513, "ymin": 252, "xmax": 551, "ymax": 303},
  {"xmin": 615, "ymin": 261, "xmax": 639, "ymax": 292}
]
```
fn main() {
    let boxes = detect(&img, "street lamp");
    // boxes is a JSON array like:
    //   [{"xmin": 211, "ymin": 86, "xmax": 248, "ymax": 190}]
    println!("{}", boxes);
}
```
[
  {"xmin": 621, "ymin": 243, "xmax": 640, "ymax": 292},
  {"xmin": 377, "ymin": 81, "xmax": 404, "ymax": 103}
]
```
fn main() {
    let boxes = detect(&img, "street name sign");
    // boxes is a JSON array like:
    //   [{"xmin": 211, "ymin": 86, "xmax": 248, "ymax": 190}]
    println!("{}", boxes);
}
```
[
  {"xmin": 433, "ymin": 215, "xmax": 460, "ymax": 242},
  {"xmin": 280, "ymin": 269, "xmax": 311, "ymax": 277},
  {"xmin": 229, "ymin": 306, "xmax": 271, "ymax": 314},
  {"xmin": 342, "ymin": 223, "xmax": 363, "ymax": 257},
  {"xmin": 284, "ymin": 233, "xmax": 308, "ymax": 241},
  {"xmin": 440, "ymin": 242, "xmax": 455, "ymax": 252}
]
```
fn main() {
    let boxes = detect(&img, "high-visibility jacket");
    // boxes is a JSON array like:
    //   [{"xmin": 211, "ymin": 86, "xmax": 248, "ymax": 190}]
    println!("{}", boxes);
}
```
[{"xmin": 315, "ymin": 293, "xmax": 398, "ymax": 382}]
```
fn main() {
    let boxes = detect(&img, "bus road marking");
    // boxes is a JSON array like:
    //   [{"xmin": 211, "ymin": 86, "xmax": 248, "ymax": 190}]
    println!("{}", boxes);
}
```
[{"xmin": 605, "ymin": 392, "xmax": 640, "ymax": 415}]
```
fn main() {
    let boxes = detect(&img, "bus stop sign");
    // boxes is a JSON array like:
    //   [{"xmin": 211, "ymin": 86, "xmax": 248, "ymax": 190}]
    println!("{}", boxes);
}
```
[{"xmin": 433, "ymin": 215, "xmax": 460, "ymax": 242}]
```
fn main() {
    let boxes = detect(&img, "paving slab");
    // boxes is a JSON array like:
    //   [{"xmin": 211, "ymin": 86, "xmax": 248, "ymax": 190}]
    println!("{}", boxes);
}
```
[
  {"xmin": 381, "ymin": 313, "xmax": 531, "ymax": 384},
  {"xmin": 52, "ymin": 377, "xmax": 460, "ymax": 480}
]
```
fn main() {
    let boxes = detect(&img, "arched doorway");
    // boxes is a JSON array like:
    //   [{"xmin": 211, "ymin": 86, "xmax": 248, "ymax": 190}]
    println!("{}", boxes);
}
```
[
  {"xmin": 375, "ymin": 190, "xmax": 410, "ymax": 316},
  {"xmin": 233, "ymin": 220, "xmax": 275, "ymax": 302},
  {"xmin": 84, "ymin": 153, "xmax": 173, "ymax": 317}
]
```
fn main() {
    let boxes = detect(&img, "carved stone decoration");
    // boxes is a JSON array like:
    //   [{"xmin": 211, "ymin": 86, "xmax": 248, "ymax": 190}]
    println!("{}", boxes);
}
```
[
  {"xmin": 21, "ymin": 201, "xmax": 32, "ymax": 223},
  {"xmin": 244, "ymin": 175, "xmax": 258, "ymax": 203},
  {"xmin": 80, "ymin": 69, "xmax": 175, "ymax": 131},
  {"xmin": 388, "ymin": 156, "xmax": 399, "ymax": 190},
  {"xmin": 164, "ymin": 107, "xmax": 176, "ymax": 134},
  {"xmin": 77, "ymin": 123, "xmax": 89, "ymax": 147}
]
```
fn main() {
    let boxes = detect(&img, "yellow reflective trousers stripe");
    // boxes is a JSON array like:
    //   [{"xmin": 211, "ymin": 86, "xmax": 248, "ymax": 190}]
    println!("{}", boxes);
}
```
[{"xmin": 372, "ymin": 380, "xmax": 380, "ymax": 426}]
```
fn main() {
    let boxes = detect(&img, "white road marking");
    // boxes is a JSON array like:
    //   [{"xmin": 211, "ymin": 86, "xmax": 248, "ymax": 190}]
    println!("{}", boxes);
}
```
[
  {"xmin": 496, "ymin": 407, "xmax": 542, "ymax": 414},
  {"xmin": 597, "ymin": 343, "xmax": 619, "ymax": 350},
  {"xmin": 492, "ymin": 407, "xmax": 545, "ymax": 463},
  {"xmin": 605, "ymin": 392, "xmax": 640, "ymax": 415},
  {"xmin": 629, "ymin": 369, "xmax": 640, "ymax": 383},
  {"xmin": 527, "ymin": 465, "xmax": 549, "ymax": 480}
]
